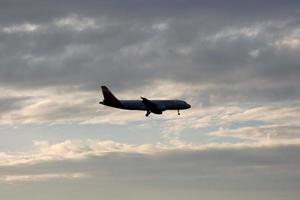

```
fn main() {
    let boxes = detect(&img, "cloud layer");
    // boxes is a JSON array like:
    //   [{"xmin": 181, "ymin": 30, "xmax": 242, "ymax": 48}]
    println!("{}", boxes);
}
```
[
  {"xmin": 0, "ymin": 139, "xmax": 300, "ymax": 200},
  {"xmin": 0, "ymin": 0, "xmax": 300, "ymax": 126},
  {"xmin": 0, "ymin": 1, "xmax": 300, "ymax": 199}
]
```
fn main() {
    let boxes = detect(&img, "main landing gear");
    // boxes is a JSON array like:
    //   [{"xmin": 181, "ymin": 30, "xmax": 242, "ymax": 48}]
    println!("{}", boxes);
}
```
[
  {"xmin": 145, "ymin": 110, "xmax": 181, "ymax": 117},
  {"xmin": 145, "ymin": 110, "xmax": 151, "ymax": 117}
]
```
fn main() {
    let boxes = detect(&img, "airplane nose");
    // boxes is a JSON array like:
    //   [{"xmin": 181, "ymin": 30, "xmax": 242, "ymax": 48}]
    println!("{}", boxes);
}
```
[{"xmin": 187, "ymin": 103, "xmax": 191, "ymax": 109}]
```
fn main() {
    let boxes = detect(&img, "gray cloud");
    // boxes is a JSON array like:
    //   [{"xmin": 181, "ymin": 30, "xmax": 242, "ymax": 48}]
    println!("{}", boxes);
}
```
[
  {"xmin": 0, "ymin": 97, "xmax": 30, "ymax": 114},
  {"xmin": 0, "ymin": 144, "xmax": 300, "ymax": 200},
  {"xmin": 0, "ymin": 0, "xmax": 299, "ymax": 155},
  {"xmin": 0, "ymin": 0, "xmax": 300, "ymax": 96},
  {"xmin": 1, "ymin": 1, "xmax": 300, "ymax": 199}
]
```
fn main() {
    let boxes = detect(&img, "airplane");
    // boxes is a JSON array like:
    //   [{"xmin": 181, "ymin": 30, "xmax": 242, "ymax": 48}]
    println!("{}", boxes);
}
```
[{"xmin": 99, "ymin": 86, "xmax": 191, "ymax": 117}]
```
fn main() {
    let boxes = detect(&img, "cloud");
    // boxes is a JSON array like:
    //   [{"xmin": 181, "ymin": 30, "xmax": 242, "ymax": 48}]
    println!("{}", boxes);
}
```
[
  {"xmin": 0, "ymin": 2, "xmax": 299, "ymax": 134},
  {"xmin": 0, "ymin": 139, "xmax": 162, "ymax": 166},
  {"xmin": 0, "ymin": 1, "xmax": 299, "ymax": 95},
  {"xmin": 1, "ymin": 140, "xmax": 300, "ymax": 199},
  {"xmin": 229, "ymin": 104, "xmax": 300, "ymax": 125},
  {"xmin": 0, "ymin": 81, "xmax": 196, "ymax": 124},
  {"xmin": 0, "ymin": 1, "xmax": 299, "ymax": 199},
  {"xmin": 2, "ymin": 23, "xmax": 41, "ymax": 33},
  {"xmin": 1, "ymin": 79, "xmax": 298, "ymax": 126},
  {"xmin": 0, "ymin": 173, "xmax": 87, "ymax": 184},
  {"xmin": 54, "ymin": 15, "xmax": 98, "ymax": 32},
  {"xmin": 1, "ymin": 136, "xmax": 300, "ymax": 167},
  {"xmin": 210, "ymin": 125, "xmax": 300, "ymax": 142},
  {"xmin": 0, "ymin": 96, "xmax": 31, "ymax": 114}
]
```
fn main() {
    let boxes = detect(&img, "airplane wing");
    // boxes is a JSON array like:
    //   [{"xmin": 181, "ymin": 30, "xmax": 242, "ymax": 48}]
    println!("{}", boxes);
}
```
[{"xmin": 141, "ymin": 97, "xmax": 162, "ymax": 114}]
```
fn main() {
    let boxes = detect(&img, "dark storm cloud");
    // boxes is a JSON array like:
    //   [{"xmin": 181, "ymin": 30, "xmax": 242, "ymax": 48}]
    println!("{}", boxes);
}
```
[{"xmin": 0, "ymin": 0, "xmax": 300, "ymax": 103}]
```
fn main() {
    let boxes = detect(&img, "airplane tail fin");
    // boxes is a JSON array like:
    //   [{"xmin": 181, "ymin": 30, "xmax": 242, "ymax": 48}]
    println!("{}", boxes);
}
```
[{"xmin": 100, "ymin": 86, "xmax": 122, "ymax": 107}]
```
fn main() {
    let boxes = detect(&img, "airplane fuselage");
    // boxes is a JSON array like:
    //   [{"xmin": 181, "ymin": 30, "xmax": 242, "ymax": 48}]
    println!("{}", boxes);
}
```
[
  {"xmin": 99, "ymin": 86, "xmax": 191, "ymax": 116},
  {"xmin": 101, "ymin": 100, "xmax": 190, "ymax": 111}
]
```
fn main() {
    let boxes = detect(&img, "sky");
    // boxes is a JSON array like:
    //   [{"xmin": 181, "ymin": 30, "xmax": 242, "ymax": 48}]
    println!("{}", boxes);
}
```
[{"xmin": 0, "ymin": 0, "xmax": 300, "ymax": 199}]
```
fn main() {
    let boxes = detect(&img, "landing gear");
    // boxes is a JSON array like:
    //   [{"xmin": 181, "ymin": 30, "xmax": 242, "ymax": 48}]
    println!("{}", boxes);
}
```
[
  {"xmin": 145, "ymin": 110, "xmax": 151, "ymax": 117},
  {"xmin": 177, "ymin": 110, "xmax": 180, "ymax": 115}
]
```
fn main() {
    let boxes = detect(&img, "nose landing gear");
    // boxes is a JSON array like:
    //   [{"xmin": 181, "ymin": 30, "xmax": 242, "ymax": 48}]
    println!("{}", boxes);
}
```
[
  {"xmin": 145, "ymin": 110, "xmax": 151, "ymax": 117},
  {"xmin": 177, "ymin": 110, "xmax": 180, "ymax": 115}
]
